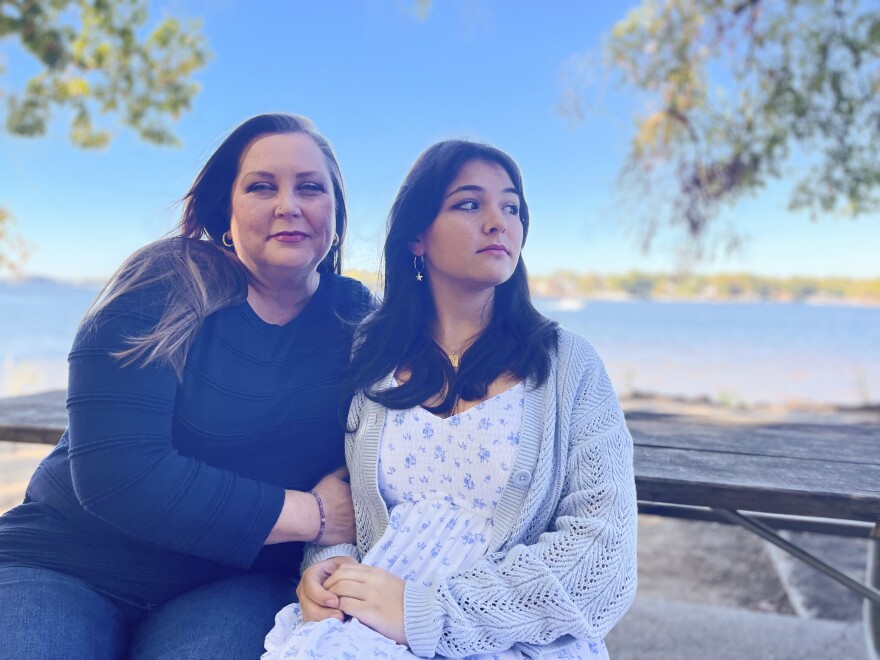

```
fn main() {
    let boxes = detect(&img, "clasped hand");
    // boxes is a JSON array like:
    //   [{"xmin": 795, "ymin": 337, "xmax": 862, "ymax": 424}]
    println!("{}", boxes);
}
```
[{"xmin": 297, "ymin": 557, "xmax": 408, "ymax": 646}]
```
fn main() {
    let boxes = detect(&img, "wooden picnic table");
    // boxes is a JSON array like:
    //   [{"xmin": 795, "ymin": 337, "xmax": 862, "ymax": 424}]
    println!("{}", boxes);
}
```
[
  {"xmin": 629, "ymin": 409, "xmax": 880, "ymax": 659},
  {"xmin": 1, "ymin": 392, "xmax": 879, "ymax": 655},
  {"xmin": 629, "ymin": 409, "xmax": 880, "ymax": 522}
]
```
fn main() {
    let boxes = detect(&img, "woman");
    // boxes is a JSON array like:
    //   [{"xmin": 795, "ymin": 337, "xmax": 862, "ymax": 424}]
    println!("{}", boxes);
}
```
[
  {"xmin": 264, "ymin": 140, "xmax": 638, "ymax": 659},
  {"xmin": 0, "ymin": 114, "xmax": 374, "ymax": 659}
]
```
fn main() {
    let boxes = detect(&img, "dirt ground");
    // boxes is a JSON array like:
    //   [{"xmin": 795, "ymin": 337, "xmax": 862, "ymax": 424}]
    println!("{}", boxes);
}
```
[{"xmin": 635, "ymin": 515, "xmax": 867, "ymax": 622}]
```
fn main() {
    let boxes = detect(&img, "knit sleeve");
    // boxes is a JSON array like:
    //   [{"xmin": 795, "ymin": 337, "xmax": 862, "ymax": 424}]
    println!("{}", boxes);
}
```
[
  {"xmin": 299, "ymin": 543, "xmax": 361, "ymax": 574},
  {"xmin": 66, "ymin": 278, "xmax": 284, "ymax": 569},
  {"xmin": 403, "ymin": 351, "xmax": 638, "ymax": 657}
]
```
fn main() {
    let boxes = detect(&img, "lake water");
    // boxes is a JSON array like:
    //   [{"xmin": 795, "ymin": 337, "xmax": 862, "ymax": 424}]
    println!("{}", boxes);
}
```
[
  {"xmin": 535, "ymin": 298, "xmax": 879, "ymax": 407},
  {"xmin": 1, "ymin": 281, "xmax": 878, "ymax": 406}
]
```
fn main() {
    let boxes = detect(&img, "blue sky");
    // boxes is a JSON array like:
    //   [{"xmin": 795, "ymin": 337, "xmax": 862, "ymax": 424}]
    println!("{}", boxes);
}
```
[{"xmin": 2, "ymin": 0, "xmax": 878, "ymax": 281}]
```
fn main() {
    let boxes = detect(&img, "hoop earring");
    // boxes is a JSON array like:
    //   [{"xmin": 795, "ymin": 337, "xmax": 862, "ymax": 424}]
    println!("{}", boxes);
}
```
[
  {"xmin": 413, "ymin": 255, "xmax": 425, "ymax": 282},
  {"xmin": 221, "ymin": 231, "xmax": 234, "ymax": 248},
  {"xmin": 331, "ymin": 232, "xmax": 340, "ymax": 248}
]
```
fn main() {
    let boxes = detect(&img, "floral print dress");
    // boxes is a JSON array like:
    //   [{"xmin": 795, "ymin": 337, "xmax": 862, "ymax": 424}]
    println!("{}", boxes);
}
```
[{"xmin": 263, "ymin": 381, "xmax": 609, "ymax": 659}]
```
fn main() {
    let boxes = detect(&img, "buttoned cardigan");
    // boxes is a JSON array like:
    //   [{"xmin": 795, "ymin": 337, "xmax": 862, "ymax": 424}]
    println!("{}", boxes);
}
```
[{"xmin": 304, "ymin": 329, "xmax": 638, "ymax": 658}]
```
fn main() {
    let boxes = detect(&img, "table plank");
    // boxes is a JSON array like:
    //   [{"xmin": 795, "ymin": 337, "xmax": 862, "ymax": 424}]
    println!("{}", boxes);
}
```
[
  {"xmin": 635, "ymin": 445, "xmax": 880, "ymax": 521},
  {"xmin": 0, "ymin": 391, "xmax": 66, "ymax": 444},
  {"xmin": 628, "ymin": 412, "xmax": 880, "ymax": 465},
  {"xmin": 628, "ymin": 413, "xmax": 880, "ymax": 522}
]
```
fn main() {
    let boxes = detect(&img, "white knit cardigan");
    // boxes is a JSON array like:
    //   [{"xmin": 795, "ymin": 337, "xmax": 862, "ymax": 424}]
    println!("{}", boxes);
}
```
[{"xmin": 303, "ymin": 329, "xmax": 638, "ymax": 658}]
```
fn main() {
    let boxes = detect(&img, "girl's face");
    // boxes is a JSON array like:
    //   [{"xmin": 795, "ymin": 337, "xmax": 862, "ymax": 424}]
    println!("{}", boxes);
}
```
[
  {"xmin": 228, "ymin": 132, "xmax": 335, "ymax": 284},
  {"xmin": 411, "ymin": 159, "xmax": 524, "ymax": 295}
]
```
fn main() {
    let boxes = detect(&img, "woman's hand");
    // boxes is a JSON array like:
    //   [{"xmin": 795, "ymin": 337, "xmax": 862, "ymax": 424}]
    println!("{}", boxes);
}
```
[
  {"xmin": 265, "ymin": 466, "xmax": 355, "ymax": 545},
  {"xmin": 311, "ymin": 466, "xmax": 356, "ymax": 546},
  {"xmin": 323, "ymin": 563, "xmax": 408, "ymax": 646},
  {"xmin": 297, "ymin": 555, "xmax": 358, "ymax": 621}
]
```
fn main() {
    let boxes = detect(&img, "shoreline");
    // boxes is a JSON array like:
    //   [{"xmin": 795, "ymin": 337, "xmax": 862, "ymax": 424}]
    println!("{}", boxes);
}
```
[
  {"xmin": 4, "ymin": 277, "xmax": 879, "ymax": 308},
  {"xmin": 538, "ymin": 293, "xmax": 880, "ymax": 309},
  {"xmin": 620, "ymin": 391, "xmax": 880, "ymax": 425}
]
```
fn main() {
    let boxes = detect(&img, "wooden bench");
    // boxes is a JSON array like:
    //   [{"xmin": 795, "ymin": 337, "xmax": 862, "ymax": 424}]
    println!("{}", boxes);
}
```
[{"xmin": 1, "ymin": 392, "xmax": 878, "ymax": 656}]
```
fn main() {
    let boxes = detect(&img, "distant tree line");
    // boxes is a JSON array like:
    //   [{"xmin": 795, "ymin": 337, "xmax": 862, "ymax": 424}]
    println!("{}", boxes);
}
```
[
  {"xmin": 528, "ymin": 270, "xmax": 880, "ymax": 304},
  {"xmin": 343, "ymin": 268, "xmax": 880, "ymax": 304}
]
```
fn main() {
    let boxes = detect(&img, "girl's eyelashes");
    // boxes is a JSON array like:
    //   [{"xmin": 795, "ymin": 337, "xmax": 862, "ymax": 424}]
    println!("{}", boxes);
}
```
[{"xmin": 450, "ymin": 199, "xmax": 521, "ymax": 214}]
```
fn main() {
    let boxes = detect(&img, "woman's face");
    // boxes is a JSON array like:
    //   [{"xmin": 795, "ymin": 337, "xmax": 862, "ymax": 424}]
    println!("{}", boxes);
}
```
[
  {"xmin": 228, "ymin": 132, "xmax": 335, "ymax": 283},
  {"xmin": 412, "ymin": 159, "xmax": 524, "ymax": 294}
]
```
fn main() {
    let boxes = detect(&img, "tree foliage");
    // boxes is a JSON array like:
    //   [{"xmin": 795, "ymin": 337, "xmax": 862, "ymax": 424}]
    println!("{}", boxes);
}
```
[
  {"xmin": 0, "ymin": 0, "xmax": 209, "ymax": 272},
  {"xmin": 590, "ymin": 0, "xmax": 880, "ymax": 255},
  {"xmin": 1, "ymin": 0, "xmax": 209, "ymax": 147}
]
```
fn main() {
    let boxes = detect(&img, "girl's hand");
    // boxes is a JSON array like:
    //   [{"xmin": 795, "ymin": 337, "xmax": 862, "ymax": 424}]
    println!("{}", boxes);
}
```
[
  {"xmin": 297, "ymin": 555, "xmax": 358, "ymax": 621},
  {"xmin": 324, "ymin": 563, "xmax": 408, "ymax": 645}
]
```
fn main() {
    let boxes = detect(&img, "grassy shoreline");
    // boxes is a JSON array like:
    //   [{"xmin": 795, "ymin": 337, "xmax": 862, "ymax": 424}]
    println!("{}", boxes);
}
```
[
  {"xmin": 343, "ymin": 270, "xmax": 880, "ymax": 306},
  {"xmin": 4, "ymin": 271, "xmax": 879, "ymax": 306}
]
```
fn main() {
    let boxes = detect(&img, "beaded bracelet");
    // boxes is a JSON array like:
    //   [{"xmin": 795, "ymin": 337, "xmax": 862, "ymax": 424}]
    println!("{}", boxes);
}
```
[{"xmin": 309, "ymin": 490, "xmax": 326, "ymax": 544}]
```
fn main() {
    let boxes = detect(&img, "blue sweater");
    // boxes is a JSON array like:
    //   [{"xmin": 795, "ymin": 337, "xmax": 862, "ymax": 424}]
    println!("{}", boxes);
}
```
[{"xmin": 0, "ymin": 264, "xmax": 373, "ymax": 606}]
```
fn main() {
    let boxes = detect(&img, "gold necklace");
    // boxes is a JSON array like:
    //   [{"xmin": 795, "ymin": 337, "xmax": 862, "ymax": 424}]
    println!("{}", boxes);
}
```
[
  {"xmin": 439, "ymin": 380, "xmax": 459, "ymax": 417},
  {"xmin": 437, "ymin": 337, "xmax": 474, "ymax": 370},
  {"xmin": 435, "ymin": 334, "xmax": 476, "ymax": 414}
]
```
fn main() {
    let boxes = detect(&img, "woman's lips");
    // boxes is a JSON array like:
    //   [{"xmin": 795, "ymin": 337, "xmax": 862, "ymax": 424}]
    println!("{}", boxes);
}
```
[{"xmin": 271, "ymin": 232, "xmax": 308, "ymax": 243}]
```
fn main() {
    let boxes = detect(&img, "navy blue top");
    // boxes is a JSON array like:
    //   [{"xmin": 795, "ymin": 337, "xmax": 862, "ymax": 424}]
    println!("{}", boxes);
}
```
[{"xmin": 0, "ymin": 263, "xmax": 373, "ymax": 606}]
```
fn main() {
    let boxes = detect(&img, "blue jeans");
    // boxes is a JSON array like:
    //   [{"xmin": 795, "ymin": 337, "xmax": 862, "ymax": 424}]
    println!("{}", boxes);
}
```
[{"xmin": 0, "ymin": 565, "xmax": 297, "ymax": 659}]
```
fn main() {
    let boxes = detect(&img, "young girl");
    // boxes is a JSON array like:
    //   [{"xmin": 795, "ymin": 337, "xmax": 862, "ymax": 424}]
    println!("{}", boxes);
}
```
[{"xmin": 264, "ymin": 140, "xmax": 638, "ymax": 659}]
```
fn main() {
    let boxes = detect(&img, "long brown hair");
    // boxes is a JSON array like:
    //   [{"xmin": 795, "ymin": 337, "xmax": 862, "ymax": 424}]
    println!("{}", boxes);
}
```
[{"xmin": 84, "ymin": 238, "xmax": 247, "ymax": 379}]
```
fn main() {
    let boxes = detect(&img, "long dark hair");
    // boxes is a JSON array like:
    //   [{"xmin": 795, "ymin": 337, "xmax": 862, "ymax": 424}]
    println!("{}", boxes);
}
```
[
  {"xmin": 179, "ymin": 112, "xmax": 347, "ymax": 275},
  {"xmin": 346, "ymin": 140, "xmax": 558, "ymax": 415}
]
